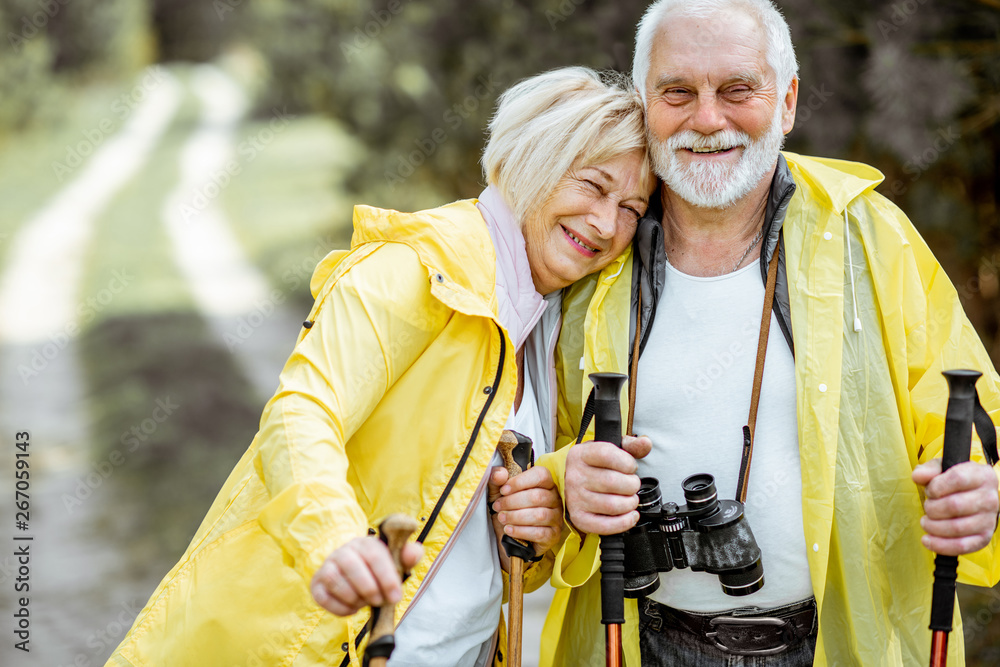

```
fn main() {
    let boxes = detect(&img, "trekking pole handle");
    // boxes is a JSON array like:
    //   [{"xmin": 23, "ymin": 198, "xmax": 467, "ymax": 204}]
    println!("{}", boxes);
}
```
[
  {"xmin": 590, "ymin": 373, "xmax": 628, "ymax": 627},
  {"xmin": 364, "ymin": 514, "xmax": 419, "ymax": 667},
  {"xmin": 928, "ymin": 370, "xmax": 981, "ymax": 667}
]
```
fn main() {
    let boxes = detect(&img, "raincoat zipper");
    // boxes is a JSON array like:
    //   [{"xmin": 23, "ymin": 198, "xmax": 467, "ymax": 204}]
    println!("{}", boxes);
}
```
[{"xmin": 340, "ymin": 323, "xmax": 507, "ymax": 667}]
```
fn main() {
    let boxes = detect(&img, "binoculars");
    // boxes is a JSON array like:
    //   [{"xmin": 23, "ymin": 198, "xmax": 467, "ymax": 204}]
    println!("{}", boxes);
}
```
[{"xmin": 622, "ymin": 473, "xmax": 765, "ymax": 598}]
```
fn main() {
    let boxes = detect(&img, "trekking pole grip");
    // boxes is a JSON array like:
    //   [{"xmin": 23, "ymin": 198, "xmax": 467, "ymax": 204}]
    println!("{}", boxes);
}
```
[
  {"xmin": 928, "ymin": 370, "xmax": 980, "ymax": 667},
  {"xmin": 590, "ymin": 373, "xmax": 628, "ymax": 627},
  {"xmin": 364, "ymin": 514, "xmax": 419, "ymax": 667}
]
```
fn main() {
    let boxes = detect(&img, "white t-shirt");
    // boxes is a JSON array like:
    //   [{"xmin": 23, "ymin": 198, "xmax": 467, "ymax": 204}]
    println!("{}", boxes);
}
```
[
  {"xmin": 390, "ymin": 362, "xmax": 546, "ymax": 666},
  {"xmin": 632, "ymin": 261, "xmax": 813, "ymax": 613}
]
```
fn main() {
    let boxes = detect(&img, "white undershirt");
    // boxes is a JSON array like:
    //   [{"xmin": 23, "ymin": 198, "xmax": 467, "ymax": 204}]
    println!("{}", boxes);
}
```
[
  {"xmin": 632, "ymin": 261, "xmax": 813, "ymax": 613},
  {"xmin": 391, "ymin": 360, "xmax": 546, "ymax": 666}
]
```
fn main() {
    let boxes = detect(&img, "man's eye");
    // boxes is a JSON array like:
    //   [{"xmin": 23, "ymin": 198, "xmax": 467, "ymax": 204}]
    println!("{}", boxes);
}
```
[
  {"xmin": 725, "ymin": 87, "xmax": 752, "ymax": 100},
  {"xmin": 663, "ymin": 89, "xmax": 692, "ymax": 103}
]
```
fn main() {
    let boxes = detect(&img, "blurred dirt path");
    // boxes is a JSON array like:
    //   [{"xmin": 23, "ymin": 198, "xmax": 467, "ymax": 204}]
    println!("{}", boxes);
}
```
[
  {"xmin": 161, "ymin": 64, "xmax": 302, "ymax": 402},
  {"xmin": 0, "ymin": 69, "xmax": 183, "ymax": 667}
]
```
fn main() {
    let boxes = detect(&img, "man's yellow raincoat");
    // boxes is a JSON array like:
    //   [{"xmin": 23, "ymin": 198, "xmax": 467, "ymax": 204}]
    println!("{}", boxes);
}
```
[
  {"xmin": 107, "ymin": 200, "xmax": 551, "ymax": 667},
  {"xmin": 536, "ymin": 153, "xmax": 1000, "ymax": 666}
]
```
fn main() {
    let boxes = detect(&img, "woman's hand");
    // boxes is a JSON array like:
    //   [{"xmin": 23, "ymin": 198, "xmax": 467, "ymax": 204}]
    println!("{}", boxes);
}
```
[
  {"xmin": 488, "ymin": 465, "xmax": 563, "ymax": 564},
  {"xmin": 311, "ymin": 537, "xmax": 423, "ymax": 616}
]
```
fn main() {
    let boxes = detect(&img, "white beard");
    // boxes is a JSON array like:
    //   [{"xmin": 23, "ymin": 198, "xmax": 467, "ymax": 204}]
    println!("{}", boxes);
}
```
[{"xmin": 650, "ymin": 104, "xmax": 786, "ymax": 210}]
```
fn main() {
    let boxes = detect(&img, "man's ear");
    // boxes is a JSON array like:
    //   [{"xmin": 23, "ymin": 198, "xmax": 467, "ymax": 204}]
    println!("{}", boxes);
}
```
[{"xmin": 782, "ymin": 77, "xmax": 799, "ymax": 135}]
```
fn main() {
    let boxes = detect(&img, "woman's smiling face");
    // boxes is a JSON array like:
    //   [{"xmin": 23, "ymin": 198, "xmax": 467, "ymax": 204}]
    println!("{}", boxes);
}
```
[{"xmin": 522, "ymin": 149, "xmax": 652, "ymax": 295}]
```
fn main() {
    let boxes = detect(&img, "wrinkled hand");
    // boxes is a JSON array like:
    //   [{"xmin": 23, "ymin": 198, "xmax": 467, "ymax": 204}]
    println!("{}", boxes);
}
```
[
  {"xmin": 489, "ymin": 465, "xmax": 562, "ymax": 558},
  {"xmin": 311, "ymin": 536, "xmax": 423, "ymax": 616},
  {"xmin": 564, "ymin": 435, "xmax": 652, "ymax": 536},
  {"xmin": 912, "ymin": 458, "xmax": 1000, "ymax": 556}
]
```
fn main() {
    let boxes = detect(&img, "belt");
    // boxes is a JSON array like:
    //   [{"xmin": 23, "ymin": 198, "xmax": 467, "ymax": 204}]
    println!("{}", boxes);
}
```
[{"xmin": 639, "ymin": 597, "xmax": 817, "ymax": 657}]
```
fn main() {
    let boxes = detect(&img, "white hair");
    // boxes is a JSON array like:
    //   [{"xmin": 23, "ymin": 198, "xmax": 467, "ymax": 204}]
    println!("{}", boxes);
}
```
[
  {"xmin": 481, "ymin": 67, "xmax": 651, "ymax": 225},
  {"xmin": 632, "ymin": 0, "xmax": 798, "ymax": 102}
]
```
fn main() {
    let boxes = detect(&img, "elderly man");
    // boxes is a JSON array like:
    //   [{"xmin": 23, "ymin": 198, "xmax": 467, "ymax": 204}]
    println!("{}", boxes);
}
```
[{"xmin": 537, "ymin": 0, "xmax": 1000, "ymax": 665}]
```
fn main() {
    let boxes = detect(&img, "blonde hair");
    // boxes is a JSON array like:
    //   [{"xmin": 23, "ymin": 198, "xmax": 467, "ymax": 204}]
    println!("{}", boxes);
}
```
[
  {"xmin": 632, "ymin": 0, "xmax": 798, "ymax": 103},
  {"xmin": 481, "ymin": 67, "xmax": 651, "ymax": 224}
]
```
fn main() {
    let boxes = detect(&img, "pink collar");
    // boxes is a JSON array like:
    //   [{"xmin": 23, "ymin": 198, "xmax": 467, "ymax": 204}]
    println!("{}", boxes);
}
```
[{"xmin": 476, "ymin": 186, "xmax": 547, "ymax": 350}]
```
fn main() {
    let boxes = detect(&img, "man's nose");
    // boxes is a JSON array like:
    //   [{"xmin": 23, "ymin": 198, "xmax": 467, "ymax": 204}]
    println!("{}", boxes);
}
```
[{"xmin": 690, "ymin": 94, "xmax": 727, "ymax": 135}]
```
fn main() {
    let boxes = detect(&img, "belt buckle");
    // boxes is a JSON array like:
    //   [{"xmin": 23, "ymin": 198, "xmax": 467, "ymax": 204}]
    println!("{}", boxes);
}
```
[{"xmin": 705, "ymin": 616, "xmax": 789, "ymax": 656}]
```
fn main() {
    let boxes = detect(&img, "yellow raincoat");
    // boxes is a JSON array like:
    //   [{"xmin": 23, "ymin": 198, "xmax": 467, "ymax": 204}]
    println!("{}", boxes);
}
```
[
  {"xmin": 536, "ymin": 153, "xmax": 1000, "ymax": 666},
  {"xmin": 107, "ymin": 200, "xmax": 552, "ymax": 667}
]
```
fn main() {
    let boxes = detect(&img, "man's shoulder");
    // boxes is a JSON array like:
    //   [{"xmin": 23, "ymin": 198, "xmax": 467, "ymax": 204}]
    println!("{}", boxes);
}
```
[{"xmin": 782, "ymin": 151, "xmax": 887, "ymax": 214}]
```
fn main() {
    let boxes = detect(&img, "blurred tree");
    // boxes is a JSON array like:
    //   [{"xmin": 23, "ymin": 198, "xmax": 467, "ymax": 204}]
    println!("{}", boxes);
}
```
[
  {"xmin": 151, "ymin": 0, "xmax": 239, "ymax": 62},
  {"xmin": 0, "ymin": 0, "xmax": 56, "ymax": 132},
  {"xmin": 0, "ymin": 0, "xmax": 153, "ymax": 137}
]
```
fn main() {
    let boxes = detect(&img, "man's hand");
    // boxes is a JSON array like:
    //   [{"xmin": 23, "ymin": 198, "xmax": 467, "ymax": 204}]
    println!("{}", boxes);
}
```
[
  {"xmin": 489, "ymin": 465, "xmax": 562, "ymax": 557},
  {"xmin": 564, "ymin": 435, "xmax": 652, "ymax": 535},
  {"xmin": 311, "ymin": 536, "xmax": 423, "ymax": 616},
  {"xmin": 912, "ymin": 458, "xmax": 1000, "ymax": 556}
]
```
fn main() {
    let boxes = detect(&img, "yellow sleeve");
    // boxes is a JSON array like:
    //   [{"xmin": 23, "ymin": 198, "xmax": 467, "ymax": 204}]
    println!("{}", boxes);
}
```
[
  {"xmin": 874, "ymin": 194, "xmax": 1000, "ymax": 586},
  {"xmin": 254, "ymin": 242, "xmax": 451, "ymax": 584},
  {"xmin": 536, "ymin": 445, "xmax": 603, "ymax": 589}
]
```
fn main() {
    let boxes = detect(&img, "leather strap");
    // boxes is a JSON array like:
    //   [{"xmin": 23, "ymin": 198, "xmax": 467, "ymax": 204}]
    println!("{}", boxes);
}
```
[
  {"xmin": 735, "ymin": 249, "xmax": 780, "ymax": 504},
  {"xmin": 627, "ymin": 284, "xmax": 643, "ymax": 436}
]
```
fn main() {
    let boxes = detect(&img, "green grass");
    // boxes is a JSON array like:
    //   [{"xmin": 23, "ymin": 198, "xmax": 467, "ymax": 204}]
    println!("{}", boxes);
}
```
[
  {"xmin": 77, "ymin": 70, "xmax": 201, "ymax": 321},
  {"xmin": 220, "ymin": 114, "xmax": 364, "ymax": 307},
  {"xmin": 0, "ymin": 79, "xmax": 138, "ymax": 274}
]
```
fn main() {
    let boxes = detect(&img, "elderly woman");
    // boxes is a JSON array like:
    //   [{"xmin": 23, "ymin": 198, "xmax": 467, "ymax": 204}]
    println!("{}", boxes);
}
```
[{"xmin": 107, "ymin": 67, "xmax": 653, "ymax": 667}]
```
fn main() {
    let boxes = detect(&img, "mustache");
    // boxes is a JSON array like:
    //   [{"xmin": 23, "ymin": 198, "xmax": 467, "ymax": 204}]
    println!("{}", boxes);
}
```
[{"xmin": 660, "ymin": 129, "xmax": 752, "ymax": 153}]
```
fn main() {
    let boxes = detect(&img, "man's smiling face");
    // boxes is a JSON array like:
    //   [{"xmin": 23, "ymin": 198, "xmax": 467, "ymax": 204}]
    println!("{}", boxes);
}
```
[{"xmin": 643, "ymin": 8, "xmax": 797, "ymax": 209}]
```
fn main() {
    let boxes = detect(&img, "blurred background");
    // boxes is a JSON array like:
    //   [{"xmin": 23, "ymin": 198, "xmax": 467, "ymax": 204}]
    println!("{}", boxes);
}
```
[{"xmin": 0, "ymin": 0, "xmax": 998, "ymax": 665}]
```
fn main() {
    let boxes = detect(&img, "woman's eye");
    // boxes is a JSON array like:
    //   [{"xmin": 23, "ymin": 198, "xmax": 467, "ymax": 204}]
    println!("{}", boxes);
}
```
[{"xmin": 584, "ymin": 180, "xmax": 603, "ymax": 193}]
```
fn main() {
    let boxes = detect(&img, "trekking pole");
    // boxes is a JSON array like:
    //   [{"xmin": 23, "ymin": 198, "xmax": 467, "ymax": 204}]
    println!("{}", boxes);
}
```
[
  {"xmin": 497, "ymin": 429, "xmax": 536, "ymax": 667},
  {"xmin": 363, "ymin": 514, "xmax": 419, "ymax": 667},
  {"xmin": 590, "ymin": 372, "xmax": 629, "ymax": 667},
  {"xmin": 929, "ymin": 370, "xmax": 981, "ymax": 667}
]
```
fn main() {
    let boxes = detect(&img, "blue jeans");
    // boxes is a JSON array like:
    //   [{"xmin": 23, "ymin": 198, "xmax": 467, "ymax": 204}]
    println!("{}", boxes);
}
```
[{"xmin": 638, "ymin": 598, "xmax": 818, "ymax": 666}]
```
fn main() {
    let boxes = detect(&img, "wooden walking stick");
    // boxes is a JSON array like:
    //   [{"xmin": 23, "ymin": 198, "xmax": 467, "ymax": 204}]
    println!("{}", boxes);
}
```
[
  {"xmin": 497, "ymin": 429, "xmax": 536, "ymax": 667},
  {"xmin": 363, "ymin": 514, "xmax": 419, "ymax": 667},
  {"xmin": 590, "ymin": 372, "xmax": 629, "ymax": 667},
  {"xmin": 928, "ymin": 370, "xmax": 998, "ymax": 667}
]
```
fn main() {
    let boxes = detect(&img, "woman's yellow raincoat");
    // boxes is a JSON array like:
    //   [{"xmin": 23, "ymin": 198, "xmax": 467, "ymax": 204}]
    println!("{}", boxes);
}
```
[
  {"xmin": 107, "ymin": 200, "xmax": 552, "ymax": 667},
  {"xmin": 536, "ymin": 153, "xmax": 1000, "ymax": 666}
]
